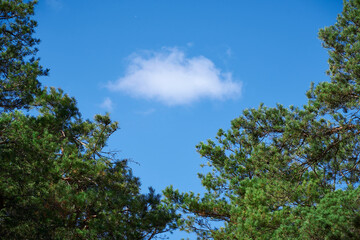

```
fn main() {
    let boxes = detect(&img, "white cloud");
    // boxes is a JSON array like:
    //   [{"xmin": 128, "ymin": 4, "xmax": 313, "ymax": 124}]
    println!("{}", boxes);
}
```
[
  {"xmin": 107, "ymin": 48, "xmax": 242, "ymax": 106},
  {"xmin": 100, "ymin": 97, "xmax": 113, "ymax": 111}
]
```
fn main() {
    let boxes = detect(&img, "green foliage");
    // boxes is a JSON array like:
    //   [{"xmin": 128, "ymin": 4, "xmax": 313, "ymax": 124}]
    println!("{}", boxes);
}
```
[
  {"xmin": 164, "ymin": 1, "xmax": 360, "ymax": 239},
  {"xmin": 0, "ymin": 0, "xmax": 47, "ymax": 111},
  {"xmin": 0, "ymin": 1, "xmax": 178, "ymax": 239}
]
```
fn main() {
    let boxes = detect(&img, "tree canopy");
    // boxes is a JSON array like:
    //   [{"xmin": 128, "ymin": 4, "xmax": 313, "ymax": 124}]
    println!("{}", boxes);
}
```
[
  {"xmin": 0, "ymin": 1, "xmax": 178, "ymax": 239},
  {"xmin": 2, "ymin": 0, "xmax": 360, "ymax": 239},
  {"xmin": 164, "ymin": 0, "xmax": 360, "ymax": 239}
]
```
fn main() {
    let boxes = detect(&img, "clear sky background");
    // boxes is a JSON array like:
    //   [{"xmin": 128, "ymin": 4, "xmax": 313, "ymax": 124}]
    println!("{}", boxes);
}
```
[{"xmin": 35, "ymin": 1, "xmax": 342, "ymax": 239}]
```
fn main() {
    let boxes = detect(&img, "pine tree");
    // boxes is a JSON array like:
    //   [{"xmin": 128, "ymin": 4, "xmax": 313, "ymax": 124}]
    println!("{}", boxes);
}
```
[
  {"xmin": 0, "ymin": 1, "xmax": 178, "ymax": 239},
  {"xmin": 0, "ymin": 0, "xmax": 47, "ymax": 111},
  {"xmin": 164, "ymin": 1, "xmax": 360, "ymax": 239}
]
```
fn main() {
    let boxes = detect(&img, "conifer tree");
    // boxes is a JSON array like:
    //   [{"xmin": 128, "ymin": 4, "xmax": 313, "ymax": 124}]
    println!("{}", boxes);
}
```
[
  {"xmin": 164, "ymin": 1, "xmax": 360, "ymax": 239},
  {"xmin": 0, "ymin": 0, "xmax": 47, "ymax": 111},
  {"xmin": 0, "ymin": 1, "xmax": 178, "ymax": 239}
]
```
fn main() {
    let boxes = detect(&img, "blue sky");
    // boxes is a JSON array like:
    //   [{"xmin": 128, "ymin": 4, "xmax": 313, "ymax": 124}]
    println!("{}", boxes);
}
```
[{"xmin": 35, "ymin": 0, "xmax": 342, "ymax": 238}]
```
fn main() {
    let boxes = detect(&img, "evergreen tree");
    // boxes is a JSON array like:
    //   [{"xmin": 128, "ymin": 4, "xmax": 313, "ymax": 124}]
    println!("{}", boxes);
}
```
[
  {"xmin": 0, "ymin": 0, "xmax": 47, "ymax": 111},
  {"xmin": 0, "ymin": 1, "xmax": 178, "ymax": 239},
  {"xmin": 164, "ymin": 1, "xmax": 360, "ymax": 239}
]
